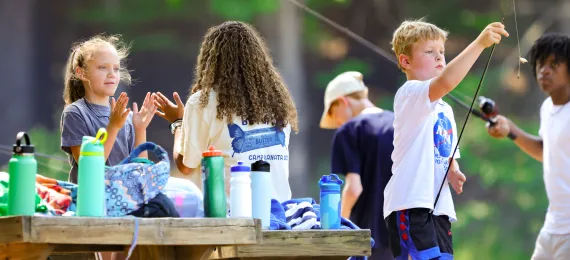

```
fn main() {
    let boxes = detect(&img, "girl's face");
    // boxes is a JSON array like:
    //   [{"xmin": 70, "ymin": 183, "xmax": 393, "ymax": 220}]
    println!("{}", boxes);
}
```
[{"xmin": 79, "ymin": 45, "xmax": 121, "ymax": 99}]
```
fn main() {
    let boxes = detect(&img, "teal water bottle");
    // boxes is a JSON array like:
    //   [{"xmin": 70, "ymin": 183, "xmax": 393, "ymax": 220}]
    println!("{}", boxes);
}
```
[
  {"xmin": 201, "ymin": 146, "xmax": 226, "ymax": 218},
  {"xmin": 7, "ymin": 132, "xmax": 37, "ymax": 216},
  {"xmin": 77, "ymin": 128, "xmax": 107, "ymax": 217}
]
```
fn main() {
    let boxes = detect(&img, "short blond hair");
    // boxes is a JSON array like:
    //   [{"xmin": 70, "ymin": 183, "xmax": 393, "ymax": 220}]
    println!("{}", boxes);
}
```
[{"xmin": 391, "ymin": 18, "xmax": 449, "ymax": 70}]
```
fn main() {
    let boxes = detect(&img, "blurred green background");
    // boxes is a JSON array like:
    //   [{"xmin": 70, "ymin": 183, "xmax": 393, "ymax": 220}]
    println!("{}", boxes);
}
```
[{"xmin": 1, "ymin": 0, "xmax": 562, "ymax": 258}]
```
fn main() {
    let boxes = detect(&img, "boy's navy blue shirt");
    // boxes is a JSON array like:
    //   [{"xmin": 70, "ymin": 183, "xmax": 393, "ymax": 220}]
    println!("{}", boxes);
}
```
[{"xmin": 331, "ymin": 109, "xmax": 394, "ymax": 248}]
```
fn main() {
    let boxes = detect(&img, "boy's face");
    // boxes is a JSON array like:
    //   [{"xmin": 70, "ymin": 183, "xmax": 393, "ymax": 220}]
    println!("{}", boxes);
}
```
[
  {"xmin": 329, "ymin": 97, "xmax": 354, "ymax": 128},
  {"xmin": 535, "ymin": 55, "xmax": 570, "ymax": 94},
  {"xmin": 401, "ymin": 38, "xmax": 446, "ymax": 80}
]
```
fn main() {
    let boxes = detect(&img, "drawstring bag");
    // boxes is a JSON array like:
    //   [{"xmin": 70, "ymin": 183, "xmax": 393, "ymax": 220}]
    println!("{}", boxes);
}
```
[{"xmin": 105, "ymin": 142, "xmax": 171, "ymax": 217}]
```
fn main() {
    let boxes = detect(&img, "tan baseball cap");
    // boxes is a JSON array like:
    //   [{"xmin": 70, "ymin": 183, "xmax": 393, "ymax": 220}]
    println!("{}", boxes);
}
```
[{"xmin": 319, "ymin": 71, "xmax": 368, "ymax": 129}]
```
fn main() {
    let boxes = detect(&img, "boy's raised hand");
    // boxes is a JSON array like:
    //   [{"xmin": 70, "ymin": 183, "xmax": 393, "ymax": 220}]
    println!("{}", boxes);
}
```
[{"xmin": 476, "ymin": 22, "xmax": 510, "ymax": 48}]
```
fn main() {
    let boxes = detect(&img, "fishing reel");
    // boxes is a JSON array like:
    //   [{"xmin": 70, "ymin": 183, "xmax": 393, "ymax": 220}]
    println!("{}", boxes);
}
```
[
  {"xmin": 477, "ymin": 96, "xmax": 516, "ymax": 140},
  {"xmin": 478, "ymin": 96, "xmax": 498, "ymax": 120}
]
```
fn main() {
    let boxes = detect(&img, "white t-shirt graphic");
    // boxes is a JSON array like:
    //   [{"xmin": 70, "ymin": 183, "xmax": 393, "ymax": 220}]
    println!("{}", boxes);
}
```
[
  {"xmin": 179, "ymin": 90, "xmax": 292, "ymax": 204},
  {"xmin": 384, "ymin": 79, "xmax": 460, "ymax": 222},
  {"xmin": 538, "ymin": 97, "xmax": 570, "ymax": 234}
]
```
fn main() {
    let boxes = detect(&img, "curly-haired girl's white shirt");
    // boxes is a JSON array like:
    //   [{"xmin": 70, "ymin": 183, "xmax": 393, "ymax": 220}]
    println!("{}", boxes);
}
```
[{"xmin": 178, "ymin": 90, "xmax": 292, "ymax": 204}]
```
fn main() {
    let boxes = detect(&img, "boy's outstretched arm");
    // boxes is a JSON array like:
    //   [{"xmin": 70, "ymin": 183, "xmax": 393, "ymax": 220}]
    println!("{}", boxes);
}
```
[
  {"xmin": 429, "ymin": 22, "xmax": 509, "ymax": 102},
  {"xmin": 488, "ymin": 115, "xmax": 543, "ymax": 162}
]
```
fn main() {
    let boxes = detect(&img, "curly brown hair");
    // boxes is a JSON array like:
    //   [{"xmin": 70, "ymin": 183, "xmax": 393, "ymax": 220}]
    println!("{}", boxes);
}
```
[{"xmin": 190, "ymin": 21, "xmax": 298, "ymax": 132}]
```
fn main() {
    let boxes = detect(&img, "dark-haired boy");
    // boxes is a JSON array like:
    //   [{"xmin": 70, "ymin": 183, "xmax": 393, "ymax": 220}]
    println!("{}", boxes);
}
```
[{"xmin": 488, "ymin": 32, "xmax": 570, "ymax": 259}]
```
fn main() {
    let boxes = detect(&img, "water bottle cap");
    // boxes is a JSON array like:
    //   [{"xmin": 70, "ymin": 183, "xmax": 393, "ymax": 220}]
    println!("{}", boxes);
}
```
[
  {"xmin": 202, "ymin": 145, "xmax": 223, "ymax": 157},
  {"xmin": 13, "ymin": 132, "xmax": 34, "ymax": 154},
  {"xmin": 231, "ymin": 161, "xmax": 251, "ymax": 172},
  {"xmin": 251, "ymin": 160, "xmax": 270, "ymax": 172},
  {"xmin": 319, "ymin": 174, "xmax": 343, "ymax": 186}
]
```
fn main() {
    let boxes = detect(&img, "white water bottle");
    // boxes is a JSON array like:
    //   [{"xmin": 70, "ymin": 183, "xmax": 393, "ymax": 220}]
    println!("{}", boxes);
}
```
[
  {"xmin": 251, "ymin": 160, "xmax": 272, "ymax": 229},
  {"xmin": 230, "ymin": 161, "xmax": 252, "ymax": 217}
]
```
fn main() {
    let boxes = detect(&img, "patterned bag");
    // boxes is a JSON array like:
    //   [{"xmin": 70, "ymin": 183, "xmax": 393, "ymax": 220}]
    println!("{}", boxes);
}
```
[{"xmin": 105, "ymin": 142, "xmax": 170, "ymax": 217}]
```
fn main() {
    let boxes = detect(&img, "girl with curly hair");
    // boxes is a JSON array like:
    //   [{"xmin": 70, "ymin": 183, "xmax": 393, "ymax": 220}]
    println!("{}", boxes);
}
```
[{"xmin": 155, "ymin": 21, "xmax": 298, "ymax": 204}]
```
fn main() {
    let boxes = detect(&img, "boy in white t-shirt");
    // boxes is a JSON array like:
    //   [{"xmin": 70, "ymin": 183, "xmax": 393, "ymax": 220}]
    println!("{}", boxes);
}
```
[
  {"xmin": 383, "ymin": 18, "xmax": 509, "ymax": 259},
  {"xmin": 487, "ymin": 32, "xmax": 570, "ymax": 259},
  {"xmin": 154, "ymin": 21, "xmax": 298, "ymax": 204}
]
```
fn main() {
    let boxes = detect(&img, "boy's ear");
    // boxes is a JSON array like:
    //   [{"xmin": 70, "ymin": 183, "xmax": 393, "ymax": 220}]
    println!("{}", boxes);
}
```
[{"xmin": 399, "ymin": 54, "xmax": 412, "ymax": 70}]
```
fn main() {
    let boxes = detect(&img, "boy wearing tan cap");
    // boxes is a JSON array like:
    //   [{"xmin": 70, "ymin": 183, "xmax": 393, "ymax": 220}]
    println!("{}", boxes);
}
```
[{"xmin": 320, "ymin": 71, "xmax": 394, "ymax": 260}]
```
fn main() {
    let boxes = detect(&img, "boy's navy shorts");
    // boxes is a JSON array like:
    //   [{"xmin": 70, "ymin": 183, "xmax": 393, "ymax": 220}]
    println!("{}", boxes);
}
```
[{"xmin": 385, "ymin": 208, "xmax": 453, "ymax": 260}]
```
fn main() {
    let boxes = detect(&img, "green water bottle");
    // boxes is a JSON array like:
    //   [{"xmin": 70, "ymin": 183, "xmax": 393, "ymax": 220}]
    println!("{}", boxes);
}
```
[
  {"xmin": 77, "ymin": 128, "xmax": 108, "ymax": 217},
  {"xmin": 7, "ymin": 132, "xmax": 37, "ymax": 216},
  {"xmin": 201, "ymin": 146, "xmax": 226, "ymax": 217}
]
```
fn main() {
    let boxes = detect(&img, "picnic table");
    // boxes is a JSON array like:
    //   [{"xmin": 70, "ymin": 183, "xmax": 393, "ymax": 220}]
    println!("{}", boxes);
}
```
[{"xmin": 0, "ymin": 215, "xmax": 371, "ymax": 260}]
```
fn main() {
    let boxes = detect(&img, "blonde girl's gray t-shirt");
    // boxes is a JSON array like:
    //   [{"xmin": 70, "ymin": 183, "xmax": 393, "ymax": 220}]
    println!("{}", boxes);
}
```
[{"xmin": 60, "ymin": 98, "xmax": 135, "ymax": 184}]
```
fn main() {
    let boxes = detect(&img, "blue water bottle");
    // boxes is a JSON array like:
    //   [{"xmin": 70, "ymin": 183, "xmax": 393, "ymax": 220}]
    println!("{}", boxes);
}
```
[{"xmin": 319, "ymin": 174, "xmax": 343, "ymax": 229}]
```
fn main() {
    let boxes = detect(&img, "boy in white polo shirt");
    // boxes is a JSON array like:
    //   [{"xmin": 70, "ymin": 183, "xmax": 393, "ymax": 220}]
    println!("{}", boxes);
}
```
[{"xmin": 383, "ymin": 18, "xmax": 508, "ymax": 259}]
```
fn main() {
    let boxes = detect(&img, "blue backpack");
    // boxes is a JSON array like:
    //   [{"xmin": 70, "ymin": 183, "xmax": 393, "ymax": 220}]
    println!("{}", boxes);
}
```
[{"xmin": 104, "ymin": 142, "xmax": 171, "ymax": 217}]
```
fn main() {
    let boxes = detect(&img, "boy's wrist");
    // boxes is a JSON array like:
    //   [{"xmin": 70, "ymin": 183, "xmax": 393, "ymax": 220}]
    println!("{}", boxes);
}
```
[{"xmin": 470, "ymin": 39, "xmax": 487, "ymax": 51}]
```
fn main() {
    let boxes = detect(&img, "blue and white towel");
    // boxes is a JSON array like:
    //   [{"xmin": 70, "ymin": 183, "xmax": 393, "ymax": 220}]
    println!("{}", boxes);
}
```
[{"xmin": 269, "ymin": 197, "xmax": 374, "ymax": 260}]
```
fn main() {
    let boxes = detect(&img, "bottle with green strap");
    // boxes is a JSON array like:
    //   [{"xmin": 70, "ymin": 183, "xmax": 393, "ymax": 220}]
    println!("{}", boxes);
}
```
[
  {"xmin": 77, "ymin": 128, "xmax": 107, "ymax": 217},
  {"xmin": 201, "ymin": 146, "xmax": 226, "ymax": 218},
  {"xmin": 7, "ymin": 132, "xmax": 37, "ymax": 216}
]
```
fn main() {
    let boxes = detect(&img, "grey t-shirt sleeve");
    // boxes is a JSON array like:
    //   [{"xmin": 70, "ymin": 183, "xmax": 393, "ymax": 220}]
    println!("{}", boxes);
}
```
[{"xmin": 61, "ymin": 111, "xmax": 90, "ymax": 154}]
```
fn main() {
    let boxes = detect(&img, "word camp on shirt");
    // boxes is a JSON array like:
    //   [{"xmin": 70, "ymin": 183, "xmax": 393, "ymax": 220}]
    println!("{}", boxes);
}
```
[{"xmin": 384, "ymin": 79, "xmax": 460, "ymax": 222}]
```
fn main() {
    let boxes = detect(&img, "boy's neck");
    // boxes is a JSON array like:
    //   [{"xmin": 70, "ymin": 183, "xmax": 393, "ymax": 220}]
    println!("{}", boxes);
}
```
[
  {"xmin": 354, "ymin": 99, "xmax": 379, "ymax": 115},
  {"xmin": 550, "ymin": 85, "xmax": 570, "ymax": 105},
  {"xmin": 84, "ymin": 93, "xmax": 110, "ymax": 107},
  {"xmin": 405, "ymin": 72, "xmax": 430, "ymax": 82}
]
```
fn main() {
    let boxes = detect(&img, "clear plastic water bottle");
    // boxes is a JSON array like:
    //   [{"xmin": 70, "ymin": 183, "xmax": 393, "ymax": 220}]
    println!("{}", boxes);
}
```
[
  {"xmin": 251, "ymin": 160, "xmax": 272, "ymax": 229},
  {"xmin": 230, "ymin": 161, "xmax": 252, "ymax": 218},
  {"xmin": 77, "ymin": 128, "xmax": 107, "ymax": 217},
  {"xmin": 319, "ymin": 174, "xmax": 343, "ymax": 229},
  {"xmin": 7, "ymin": 132, "xmax": 37, "ymax": 216}
]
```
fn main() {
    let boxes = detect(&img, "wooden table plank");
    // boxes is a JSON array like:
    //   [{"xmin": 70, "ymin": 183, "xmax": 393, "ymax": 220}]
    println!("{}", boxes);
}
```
[
  {"xmin": 0, "ymin": 216, "xmax": 261, "ymax": 246},
  {"xmin": 0, "ymin": 215, "xmax": 30, "ymax": 243},
  {"xmin": 210, "ymin": 229, "xmax": 372, "ymax": 259}
]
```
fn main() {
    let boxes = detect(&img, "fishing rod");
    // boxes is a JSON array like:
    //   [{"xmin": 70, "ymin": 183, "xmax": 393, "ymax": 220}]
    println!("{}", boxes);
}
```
[
  {"xmin": 447, "ymin": 94, "xmax": 517, "ymax": 140},
  {"xmin": 282, "ymin": 0, "xmax": 517, "ymax": 125}
]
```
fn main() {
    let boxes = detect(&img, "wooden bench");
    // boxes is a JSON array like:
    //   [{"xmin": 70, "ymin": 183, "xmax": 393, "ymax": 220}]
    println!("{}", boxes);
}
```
[{"xmin": 210, "ymin": 229, "xmax": 372, "ymax": 260}]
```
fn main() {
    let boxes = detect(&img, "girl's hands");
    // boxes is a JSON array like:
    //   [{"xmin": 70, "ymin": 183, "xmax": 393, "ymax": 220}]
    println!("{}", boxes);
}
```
[{"xmin": 154, "ymin": 92, "xmax": 185, "ymax": 123}]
